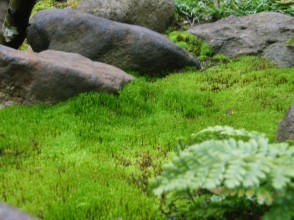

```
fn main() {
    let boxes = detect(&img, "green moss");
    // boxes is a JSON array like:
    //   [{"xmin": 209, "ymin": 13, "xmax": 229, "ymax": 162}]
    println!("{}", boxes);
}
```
[
  {"xmin": 31, "ymin": 0, "xmax": 55, "ymax": 16},
  {"xmin": 167, "ymin": 31, "xmax": 202, "ymax": 56},
  {"xmin": 286, "ymin": 37, "xmax": 294, "ymax": 46},
  {"xmin": 31, "ymin": 0, "xmax": 80, "ymax": 16},
  {"xmin": 63, "ymin": 0, "xmax": 80, "ymax": 8},
  {"xmin": 199, "ymin": 42, "xmax": 214, "ymax": 60},
  {"xmin": 167, "ymin": 31, "xmax": 216, "ymax": 62},
  {"xmin": 0, "ymin": 56, "xmax": 293, "ymax": 219},
  {"xmin": 212, "ymin": 54, "xmax": 231, "ymax": 63},
  {"xmin": 19, "ymin": 40, "xmax": 31, "ymax": 51},
  {"xmin": 176, "ymin": 41, "xmax": 189, "ymax": 50}
]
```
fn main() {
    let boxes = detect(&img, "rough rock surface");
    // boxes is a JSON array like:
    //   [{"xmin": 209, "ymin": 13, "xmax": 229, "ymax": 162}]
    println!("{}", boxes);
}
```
[
  {"xmin": 78, "ymin": 0, "xmax": 175, "ymax": 33},
  {"xmin": 0, "ymin": 202, "xmax": 36, "ymax": 220},
  {"xmin": 0, "ymin": 45, "xmax": 134, "ymax": 108},
  {"xmin": 27, "ymin": 9, "xmax": 201, "ymax": 76},
  {"xmin": 263, "ymin": 43, "xmax": 294, "ymax": 68},
  {"xmin": 189, "ymin": 12, "xmax": 294, "ymax": 68},
  {"xmin": 276, "ymin": 104, "xmax": 294, "ymax": 142}
]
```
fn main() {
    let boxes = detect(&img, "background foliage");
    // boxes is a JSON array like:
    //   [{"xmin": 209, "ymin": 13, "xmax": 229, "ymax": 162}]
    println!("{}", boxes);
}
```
[{"xmin": 175, "ymin": 0, "xmax": 294, "ymax": 24}]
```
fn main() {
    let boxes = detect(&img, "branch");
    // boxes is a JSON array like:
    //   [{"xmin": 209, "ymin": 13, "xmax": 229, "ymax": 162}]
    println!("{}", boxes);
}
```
[{"xmin": 0, "ymin": 0, "xmax": 37, "ymax": 49}]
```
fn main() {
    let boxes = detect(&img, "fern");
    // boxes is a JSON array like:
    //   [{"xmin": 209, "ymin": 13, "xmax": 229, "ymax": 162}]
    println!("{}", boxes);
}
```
[{"xmin": 152, "ymin": 126, "xmax": 294, "ymax": 219}]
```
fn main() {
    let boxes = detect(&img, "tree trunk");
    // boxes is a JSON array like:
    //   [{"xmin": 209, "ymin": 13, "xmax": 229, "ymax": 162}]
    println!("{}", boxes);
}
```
[
  {"xmin": 0, "ymin": 0, "xmax": 9, "ymax": 34},
  {"xmin": 0, "ymin": 0, "xmax": 37, "ymax": 49}
]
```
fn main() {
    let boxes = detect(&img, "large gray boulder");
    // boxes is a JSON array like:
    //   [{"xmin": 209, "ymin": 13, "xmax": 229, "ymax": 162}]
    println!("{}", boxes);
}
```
[
  {"xmin": 27, "ymin": 9, "xmax": 201, "ymax": 76},
  {"xmin": 0, "ymin": 45, "xmax": 134, "ymax": 108},
  {"xmin": 276, "ymin": 104, "xmax": 294, "ymax": 142},
  {"xmin": 78, "ymin": 0, "xmax": 175, "ymax": 33},
  {"xmin": 0, "ymin": 202, "xmax": 36, "ymax": 220},
  {"xmin": 189, "ymin": 12, "xmax": 294, "ymax": 68}
]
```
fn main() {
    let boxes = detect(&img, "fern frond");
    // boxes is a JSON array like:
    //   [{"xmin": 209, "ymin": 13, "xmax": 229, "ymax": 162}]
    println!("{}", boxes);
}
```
[
  {"xmin": 151, "ymin": 126, "xmax": 294, "ymax": 220},
  {"xmin": 152, "ymin": 126, "xmax": 293, "ymax": 196},
  {"xmin": 194, "ymin": 125, "xmax": 266, "ymax": 140}
]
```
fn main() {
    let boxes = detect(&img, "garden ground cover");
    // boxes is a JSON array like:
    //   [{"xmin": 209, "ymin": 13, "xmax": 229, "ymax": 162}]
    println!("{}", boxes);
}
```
[{"xmin": 0, "ymin": 56, "xmax": 293, "ymax": 219}]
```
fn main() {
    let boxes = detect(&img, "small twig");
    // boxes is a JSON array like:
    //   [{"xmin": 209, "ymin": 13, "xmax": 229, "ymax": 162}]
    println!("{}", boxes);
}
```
[{"xmin": 214, "ymin": 0, "xmax": 219, "ymax": 8}]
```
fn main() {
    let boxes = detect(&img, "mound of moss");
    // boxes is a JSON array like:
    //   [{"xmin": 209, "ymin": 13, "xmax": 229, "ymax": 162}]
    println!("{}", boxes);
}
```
[
  {"xmin": 167, "ymin": 31, "xmax": 230, "ymax": 65},
  {"xmin": 168, "ymin": 31, "xmax": 215, "ymax": 60},
  {"xmin": 0, "ymin": 56, "xmax": 293, "ymax": 219}
]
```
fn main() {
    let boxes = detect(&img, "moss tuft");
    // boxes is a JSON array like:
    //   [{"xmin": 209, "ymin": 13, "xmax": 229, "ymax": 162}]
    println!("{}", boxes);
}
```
[
  {"xmin": 167, "ymin": 31, "xmax": 215, "ymax": 62},
  {"xmin": 286, "ymin": 37, "xmax": 294, "ymax": 46},
  {"xmin": 167, "ymin": 31, "xmax": 202, "ymax": 56},
  {"xmin": 212, "ymin": 54, "xmax": 231, "ymax": 63}
]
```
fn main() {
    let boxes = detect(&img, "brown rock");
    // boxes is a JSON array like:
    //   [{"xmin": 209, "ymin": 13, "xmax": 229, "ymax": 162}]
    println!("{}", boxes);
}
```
[{"xmin": 0, "ymin": 45, "xmax": 135, "ymax": 108}]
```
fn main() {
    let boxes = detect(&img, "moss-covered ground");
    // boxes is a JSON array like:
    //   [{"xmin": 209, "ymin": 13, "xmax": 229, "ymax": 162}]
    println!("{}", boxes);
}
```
[{"xmin": 0, "ymin": 57, "xmax": 293, "ymax": 219}]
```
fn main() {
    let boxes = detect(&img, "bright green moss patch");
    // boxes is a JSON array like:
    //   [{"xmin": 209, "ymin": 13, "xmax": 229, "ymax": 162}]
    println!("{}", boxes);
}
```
[
  {"xmin": 31, "ymin": 0, "xmax": 80, "ymax": 16},
  {"xmin": 287, "ymin": 37, "xmax": 294, "ymax": 46},
  {"xmin": 31, "ymin": 0, "xmax": 55, "ymax": 16},
  {"xmin": 212, "ymin": 54, "xmax": 231, "ymax": 63},
  {"xmin": 167, "ymin": 31, "xmax": 214, "ymax": 62},
  {"xmin": 167, "ymin": 31, "xmax": 203, "ymax": 56},
  {"xmin": 0, "ymin": 56, "xmax": 293, "ymax": 219},
  {"xmin": 199, "ymin": 42, "xmax": 214, "ymax": 60}
]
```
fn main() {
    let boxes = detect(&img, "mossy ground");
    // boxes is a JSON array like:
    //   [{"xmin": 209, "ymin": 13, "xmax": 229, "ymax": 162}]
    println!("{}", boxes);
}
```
[
  {"xmin": 0, "ymin": 57, "xmax": 293, "ymax": 219},
  {"xmin": 32, "ymin": 0, "xmax": 79, "ymax": 16}
]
